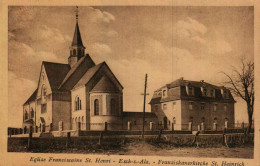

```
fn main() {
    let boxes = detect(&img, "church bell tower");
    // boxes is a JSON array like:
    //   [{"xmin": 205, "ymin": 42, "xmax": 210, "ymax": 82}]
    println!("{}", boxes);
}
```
[{"xmin": 68, "ymin": 6, "xmax": 86, "ymax": 67}]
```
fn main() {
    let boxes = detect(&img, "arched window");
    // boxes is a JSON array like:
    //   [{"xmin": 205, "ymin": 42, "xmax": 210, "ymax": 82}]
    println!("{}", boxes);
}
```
[
  {"xmin": 30, "ymin": 108, "xmax": 34, "ymax": 118},
  {"xmin": 214, "ymin": 117, "xmax": 218, "ymax": 123},
  {"xmin": 110, "ymin": 99, "xmax": 116, "ymax": 115},
  {"xmin": 94, "ymin": 99, "xmax": 99, "ymax": 115},
  {"xmin": 189, "ymin": 116, "xmax": 193, "ymax": 123},
  {"xmin": 41, "ymin": 85, "xmax": 47, "ymax": 98},
  {"xmin": 201, "ymin": 117, "xmax": 205, "ymax": 123},
  {"xmin": 73, "ymin": 49, "xmax": 76, "ymax": 55},
  {"xmin": 78, "ymin": 49, "xmax": 81, "ymax": 56},
  {"xmin": 75, "ymin": 96, "xmax": 81, "ymax": 111},
  {"xmin": 24, "ymin": 111, "xmax": 28, "ymax": 120}
]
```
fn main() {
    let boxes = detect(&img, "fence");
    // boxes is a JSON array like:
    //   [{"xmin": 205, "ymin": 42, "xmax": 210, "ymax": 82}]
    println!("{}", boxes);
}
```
[{"xmin": 8, "ymin": 122, "xmax": 254, "ymax": 137}]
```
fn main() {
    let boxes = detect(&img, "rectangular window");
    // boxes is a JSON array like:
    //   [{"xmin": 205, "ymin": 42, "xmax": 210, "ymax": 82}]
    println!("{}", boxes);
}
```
[
  {"xmin": 172, "ymin": 102, "xmax": 176, "ymax": 111},
  {"xmin": 189, "ymin": 102, "xmax": 193, "ymax": 110},
  {"xmin": 188, "ymin": 87, "xmax": 193, "ymax": 95},
  {"xmin": 201, "ymin": 103, "xmax": 205, "ymax": 110},
  {"xmin": 224, "ymin": 104, "xmax": 227, "ymax": 111},
  {"xmin": 204, "ymin": 89, "xmax": 207, "ymax": 96},
  {"xmin": 163, "ymin": 104, "xmax": 167, "ymax": 110},
  {"xmin": 210, "ymin": 89, "xmax": 214, "ymax": 97},
  {"xmin": 213, "ymin": 104, "xmax": 217, "ymax": 111},
  {"xmin": 163, "ymin": 90, "xmax": 167, "ymax": 97},
  {"xmin": 41, "ymin": 103, "xmax": 47, "ymax": 114}
]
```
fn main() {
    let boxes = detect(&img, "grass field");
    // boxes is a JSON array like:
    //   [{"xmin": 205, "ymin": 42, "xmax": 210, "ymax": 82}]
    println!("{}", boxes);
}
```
[{"xmin": 8, "ymin": 135, "xmax": 254, "ymax": 158}]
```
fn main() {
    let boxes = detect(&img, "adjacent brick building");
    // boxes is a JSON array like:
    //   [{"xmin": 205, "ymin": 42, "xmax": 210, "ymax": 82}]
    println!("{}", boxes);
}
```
[{"xmin": 149, "ymin": 77, "xmax": 235, "ymax": 131}]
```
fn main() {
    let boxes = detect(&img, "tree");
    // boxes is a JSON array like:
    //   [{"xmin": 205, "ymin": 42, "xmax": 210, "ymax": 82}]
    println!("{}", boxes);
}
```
[{"xmin": 222, "ymin": 58, "xmax": 254, "ymax": 134}]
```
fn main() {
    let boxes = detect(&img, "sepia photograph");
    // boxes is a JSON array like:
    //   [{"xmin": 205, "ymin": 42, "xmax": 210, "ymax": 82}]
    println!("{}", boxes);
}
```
[{"xmin": 1, "ymin": 2, "xmax": 259, "ymax": 165}]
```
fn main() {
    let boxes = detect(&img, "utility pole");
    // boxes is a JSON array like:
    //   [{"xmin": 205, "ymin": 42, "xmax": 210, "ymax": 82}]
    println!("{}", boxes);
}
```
[{"xmin": 142, "ymin": 74, "xmax": 148, "ymax": 139}]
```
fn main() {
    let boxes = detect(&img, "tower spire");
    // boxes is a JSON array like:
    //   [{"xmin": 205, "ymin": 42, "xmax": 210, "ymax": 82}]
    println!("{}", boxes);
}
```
[
  {"xmin": 68, "ymin": 6, "xmax": 86, "ymax": 67},
  {"xmin": 75, "ymin": 6, "xmax": 79, "ymax": 22}
]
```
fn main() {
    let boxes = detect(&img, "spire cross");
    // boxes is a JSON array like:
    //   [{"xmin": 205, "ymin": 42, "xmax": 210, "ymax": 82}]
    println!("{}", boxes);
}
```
[{"xmin": 75, "ymin": 6, "xmax": 79, "ymax": 21}]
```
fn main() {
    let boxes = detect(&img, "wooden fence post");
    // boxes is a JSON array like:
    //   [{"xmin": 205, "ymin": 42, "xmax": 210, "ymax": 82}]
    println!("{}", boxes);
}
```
[
  {"xmin": 104, "ymin": 122, "xmax": 108, "ymax": 132},
  {"xmin": 98, "ymin": 132, "xmax": 103, "ymax": 145},
  {"xmin": 66, "ymin": 132, "xmax": 71, "ymax": 149},
  {"xmin": 157, "ymin": 129, "xmax": 163, "ymax": 142},
  {"xmin": 28, "ymin": 130, "xmax": 32, "ymax": 150}
]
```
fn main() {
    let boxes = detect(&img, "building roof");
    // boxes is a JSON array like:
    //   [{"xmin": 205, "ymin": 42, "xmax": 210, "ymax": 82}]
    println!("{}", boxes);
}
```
[
  {"xmin": 123, "ymin": 112, "xmax": 157, "ymax": 118},
  {"xmin": 23, "ymin": 89, "xmax": 38, "ymax": 105},
  {"xmin": 150, "ymin": 77, "xmax": 235, "ymax": 104},
  {"xmin": 71, "ymin": 21, "xmax": 84, "ymax": 47},
  {"xmin": 73, "ymin": 62, "xmax": 104, "ymax": 89},
  {"xmin": 59, "ymin": 55, "xmax": 95, "ymax": 90},
  {"xmin": 43, "ymin": 61, "xmax": 71, "ymax": 90},
  {"xmin": 90, "ymin": 75, "xmax": 120, "ymax": 93},
  {"xmin": 73, "ymin": 61, "xmax": 123, "ymax": 90}
]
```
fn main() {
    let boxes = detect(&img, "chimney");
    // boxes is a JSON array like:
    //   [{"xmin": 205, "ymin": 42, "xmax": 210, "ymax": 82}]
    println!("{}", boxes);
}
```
[{"xmin": 200, "ymin": 80, "xmax": 204, "ymax": 83}]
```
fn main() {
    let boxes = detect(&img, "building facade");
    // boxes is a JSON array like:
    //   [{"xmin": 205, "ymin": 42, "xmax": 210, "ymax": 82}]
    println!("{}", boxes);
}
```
[
  {"xmin": 149, "ymin": 77, "xmax": 235, "ymax": 131},
  {"xmin": 22, "ymin": 9, "xmax": 158, "ymax": 133}
]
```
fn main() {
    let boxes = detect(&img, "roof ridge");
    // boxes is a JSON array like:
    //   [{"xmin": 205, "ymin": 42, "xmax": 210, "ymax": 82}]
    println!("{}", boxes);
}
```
[
  {"xmin": 58, "ymin": 56, "xmax": 90, "ymax": 89},
  {"xmin": 43, "ymin": 61, "xmax": 69, "ymax": 65}
]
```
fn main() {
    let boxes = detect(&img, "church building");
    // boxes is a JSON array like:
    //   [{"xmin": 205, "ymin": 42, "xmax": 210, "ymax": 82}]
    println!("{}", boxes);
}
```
[{"xmin": 22, "ymin": 8, "xmax": 124, "ymax": 132}]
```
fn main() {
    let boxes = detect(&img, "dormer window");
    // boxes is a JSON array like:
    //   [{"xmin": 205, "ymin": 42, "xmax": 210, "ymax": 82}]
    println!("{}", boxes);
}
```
[
  {"xmin": 162, "ymin": 88, "xmax": 168, "ymax": 98},
  {"xmin": 210, "ymin": 89, "xmax": 215, "ymax": 97},
  {"xmin": 203, "ymin": 88, "xmax": 207, "ymax": 96},
  {"xmin": 186, "ymin": 85, "xmax": 194, "ymax": 96},
  {"xmin": 221, "ymin": 89, "xmax": 229, "ymax": 99},
  {"xmin": 188, "ymin": 87, "xmax": 193, "ymax": 95},
  {"xmin": 163, "ymin": 90, "xmax": 166, "ymax": 97}
]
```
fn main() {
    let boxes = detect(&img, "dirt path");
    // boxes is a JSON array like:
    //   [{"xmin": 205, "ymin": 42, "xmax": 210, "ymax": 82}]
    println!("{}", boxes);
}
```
[{"xmin": 113, "ymin": 140, "xmax": 254, "ymax": 158}]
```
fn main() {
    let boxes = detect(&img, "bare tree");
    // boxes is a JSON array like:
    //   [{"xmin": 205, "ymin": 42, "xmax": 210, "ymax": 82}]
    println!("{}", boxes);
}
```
[{"xmin": 222, "ymin": 58, "xmax": 254, "ymax": 134}]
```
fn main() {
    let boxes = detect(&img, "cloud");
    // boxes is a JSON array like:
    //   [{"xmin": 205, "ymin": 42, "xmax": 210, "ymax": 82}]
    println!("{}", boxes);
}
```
[
  {"xmin": 89, "ymin": 43, "xmax": 112, "ymax": 61},
  {"xmin": 36, "ymin": 25, "xmax": 67, "ymax": 43},
  {"xmin": 8, "ymin": 7, "xmax": 37, "ymax": 31},
  {"xmin": 9, "ymin": 41, "xmax": 60, "ymax": 62},
  {"xmin": 211, "ymin": 39, "xmax": 232, "ymax": 54},
  {"xmin": 101, "ymin": 30, "xmax": 118, "ymax": 38},
  {"xmin": 176, "ymin": 17, "xmax": 207, "ymax": 39},
  {"xmin": 8, "ymin": 71, "xmax": 37, "ymax": 127},
  {"xmin": 88, "ymin": 7, "xmax": 115, "ymax": 23}
]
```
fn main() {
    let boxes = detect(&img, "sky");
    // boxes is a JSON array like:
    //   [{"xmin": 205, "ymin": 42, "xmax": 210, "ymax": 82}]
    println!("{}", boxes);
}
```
[{"xmin": 8, "ymin": 6, "xmax": 254, "ymax": 127}]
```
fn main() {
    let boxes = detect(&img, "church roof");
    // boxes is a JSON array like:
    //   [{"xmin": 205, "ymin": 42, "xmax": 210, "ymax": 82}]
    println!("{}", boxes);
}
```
[
  {"xmin": 71, "ymin": 22, "xmax": 84, "ymax": 47},
  {"xmin": 23, "ymin": 89, "xmax": 38, "ymax": 105},
  {"xmin": 43, "ymin": 61, "xmax": 71, "ymax": 90},
  {"xmin": 73, "ymin": 62, "xmax": 104, "ymax": 89},
  {"xmin": 58, "ymin": 55, "xmax": 95, "ymax": 90},
  {"xmin": 90, "ymin": 75, "xmax": 120, "ymax": 93}
]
